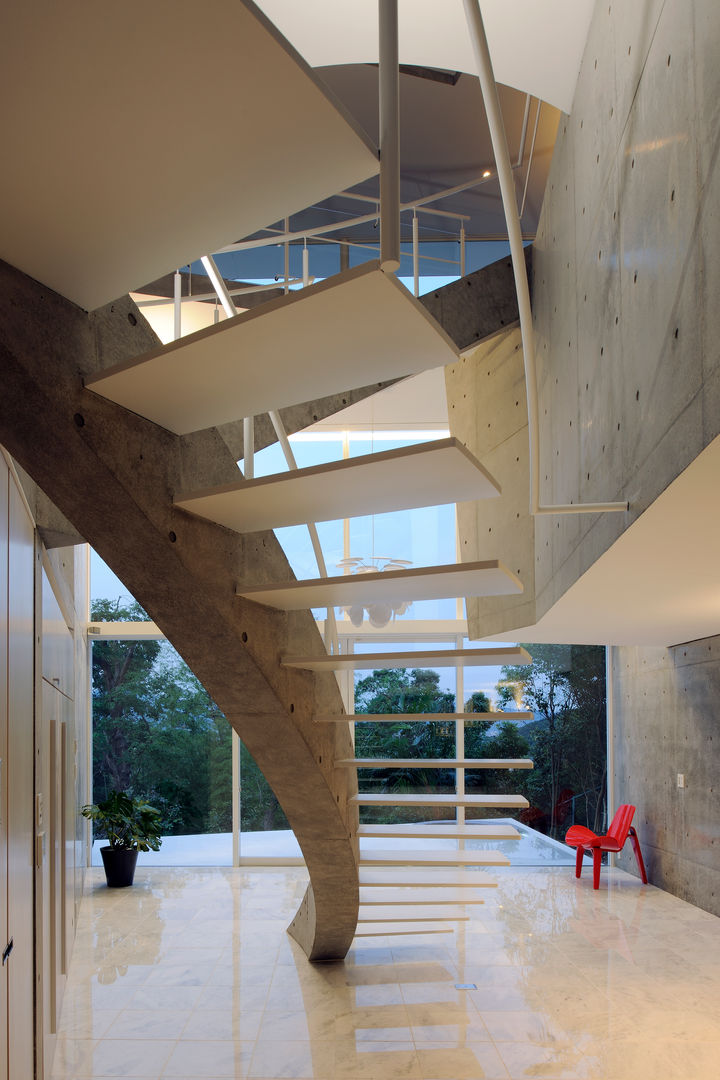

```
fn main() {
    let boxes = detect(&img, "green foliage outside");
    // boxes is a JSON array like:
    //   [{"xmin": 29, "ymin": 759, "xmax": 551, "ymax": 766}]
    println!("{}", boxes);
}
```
[
  {"xmin": 92, "ymin": 599, "xmax": 232, "ymax": 835},
  {"xmin": 353, "ymin": 648, "xmax": 606, "ymax": 838}
]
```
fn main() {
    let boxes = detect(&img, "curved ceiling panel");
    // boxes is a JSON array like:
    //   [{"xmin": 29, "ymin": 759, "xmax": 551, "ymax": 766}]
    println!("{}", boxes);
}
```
[{"xmin": 257, "ymin": 0, "xmax": 594, "ymax": 113}]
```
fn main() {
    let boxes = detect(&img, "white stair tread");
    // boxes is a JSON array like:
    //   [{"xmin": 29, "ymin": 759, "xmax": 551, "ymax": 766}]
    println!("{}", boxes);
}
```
[
  {"xmin": 359, "ymin": 888, "xmax": 485, "ymax": 905},
  {"xmin": 1, "ymin": 2, "xmax": 378, "ymax": 311},
  {"xmin": 177, "ymin": 438, "xmax": 499, "ymax": 534},
  {"xmin": 239, "ymin": 560, "xmax": 521, "ymax": 610},
  {"xmin": 352, "ymin": 794, "xmax": 529, "ymax": 808},
  {"xmin": 354, "ymin": 924, "xmax": 454, "ymax": 937},
  {"xmin": 358, "ymin": 906, "xmax": 470, "ymax": 922},
  {"xmin": 283, "ymin": 645, "xmax": 532, "ymax": 672},
  {"xmin": 86, "ymin": 262, "xmax": 458, "ymax": 434},
  {"xmin": 357, "ymin": 823, "xmax": 520, "ymax": 840},
  {"xmin": 359, "ymin": 869, "xmax": 497, "ymax": 888},
  {"xmin": 340, "ymin": 758, "xmax": 532, "ymax": 769},
  {"xmin": 315, "ymin": 711, "xmax": 534, "ymax": 723},
  {"xmin": 358, "ymin": 849, "xmax": 510, "ymax": 867}
]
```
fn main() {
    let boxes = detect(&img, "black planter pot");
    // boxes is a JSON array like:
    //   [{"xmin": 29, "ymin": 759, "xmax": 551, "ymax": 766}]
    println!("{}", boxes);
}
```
[{"xmin": 100, "ymin": 846, "xmax": 139, "ymax": 887}]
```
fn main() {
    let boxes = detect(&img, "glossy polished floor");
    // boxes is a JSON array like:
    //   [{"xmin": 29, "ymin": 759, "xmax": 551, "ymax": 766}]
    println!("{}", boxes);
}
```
[{"xmin": 52, "ymin": 865, "xmax": 720, "ymax": 1079}]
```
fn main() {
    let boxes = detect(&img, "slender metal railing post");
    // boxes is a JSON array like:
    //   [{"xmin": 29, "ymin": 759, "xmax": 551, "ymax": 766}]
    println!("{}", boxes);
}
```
[
  {"xmin": 173, "ymin": 270, "xmax": 182, "ymax": 341},
  {"xmin": 412, "ymin": 211, "xmax": 419, "ymax": 296},
  {"xmin": 379, "ymin": 0, "xmax": 400, "ymax": 272},
  {"xmin": 460, "ymin": 224, "xmax": 466, "ymax": 277}
]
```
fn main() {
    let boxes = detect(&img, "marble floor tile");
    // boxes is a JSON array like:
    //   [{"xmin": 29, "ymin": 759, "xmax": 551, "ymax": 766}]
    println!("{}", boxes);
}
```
[{"xmin": 51, "ymin": 866, "xmax": 720, "ymax": 1080}]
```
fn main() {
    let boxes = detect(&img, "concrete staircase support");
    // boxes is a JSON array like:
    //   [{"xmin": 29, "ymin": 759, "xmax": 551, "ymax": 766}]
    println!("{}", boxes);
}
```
[{"xmin": 0, "ymin": 258, "xmax": 359, "ymax": 961}]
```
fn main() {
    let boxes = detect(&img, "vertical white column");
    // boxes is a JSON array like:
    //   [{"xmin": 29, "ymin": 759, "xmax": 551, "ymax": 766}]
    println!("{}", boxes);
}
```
[
  {"xmin": 460, "ymin": 224, "xmax": 466, "ymax": 277},
  {"xmin": 379, "ymin": 0, "xmax": 400, "ymax": 272},
  {"xmin": 284, "ymin": 216, "xmax": 290, "ymax": 295},
  {"xmin": 173, "ymin": 270, "xmax": 182, "ymax": 341},
  {"xmin": 302, "ymin": 243, "xmax": 310, "ymax": 288},
  {"xmin": 232, "ymin": 729, "xmax": 240, "ymax": 867},
  {"xmin": 412, "ymin": 212, "xmax": 419, "ymax": 296},
  {"xmin": 455, "ymin": 635, "xmax": 465, "ymax": 835},
  {"xmin": 243, "ymin": 417, "xmax": 254, "ymax": 480}
]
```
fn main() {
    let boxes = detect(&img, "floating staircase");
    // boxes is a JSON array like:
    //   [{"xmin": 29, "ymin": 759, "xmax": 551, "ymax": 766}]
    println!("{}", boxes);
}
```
[
  {"xmin": 85, "ymin": 262, "xmax": 459, "ymax": 434},
  {"xmin": 176, "ymin": 437, "xmax": 500, "ymax": 533},
  {"xmin": 283, "ymin": 645, "xmax": 532, "ymax": 672}
]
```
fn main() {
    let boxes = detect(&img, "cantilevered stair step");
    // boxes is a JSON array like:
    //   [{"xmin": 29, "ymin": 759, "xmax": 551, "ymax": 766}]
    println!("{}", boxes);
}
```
[
  {"xmin": 86, "ymin": 262, "xmax": 459, "ymax": 434},
  {"xmin": 357, "ymin": 823, "xmax": 520, "ymax": 840},
  {"xmin": 339, "ymin": 758, "xmax": 532, "ymax": 769},
  {"xmin": 352, "ymin": 793, "xmax": 528, "ymax": 809},
  {"xmin": 239, "ymin": 560, "xmax": 521, "ymax": 611},
  {"xmin": 358, "ymin": 849, "xmax": 510, "ymax": 867},
  {"xmin": 177, "ymin": 438, "xmax": 499, "ymax": 534},
  {"xmin": 1, "ymin": 1, "xmax": 378, "ymax": 311},
  {"xmin": 358, "ymin": 906, "xmax": 470, "ymax": 922},
  {"xmin": 283, "ymin": 645, "xmax": 531, "ymax": 672},
  {"xmin": 359, "ymin": 888, "xmax": 485, "ymax": 905},
  {"xmin": 359, "ymin": 869, "xmax": 497, "ymax": 888},
  {"xmin": 315, "ymin": 711, "xmax": 534, "ymax": 723},
  {"xmin": 355, "ymin": 924, "xmax": 453, "ymax": 937}
]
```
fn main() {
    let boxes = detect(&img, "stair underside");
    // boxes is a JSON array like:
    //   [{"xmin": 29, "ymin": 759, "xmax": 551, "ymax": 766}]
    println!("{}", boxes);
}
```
[
  {"xmin": 359, "ymin": 888, "xmax": 485, "ymax": 904},
  {"xmin": 340, "ymin": 758, "xmax": 532, "ymax": 769},
  {"xmin": 358, "ymin": 849, "xmax": 510, "ymax": 867},
  {"xmin": 283, "ymin": 645, "xmax": 532, "ymax": 672},
  {"xmin": 357, "ymin": 823, "xmax": 520, "ymax": 839},
  {"xmin": 353, "ymin": 793, "xmax": 528, "ymax": 808},
  {"xmin": 315, "ymin": 711, "xmax": 534, "ymax": 723},
  {"xmin": 359, "ymin": 869, "xmax": 498, "ymax": 887},
  {"xmin": 86, "ymin": 262, "xmax": 459, "ymax": 434},
  {"xmin": 358, "ymin": 906, "xmax": 470, "ymax": 922},
  {"xmin": 177, "ymin": 437, "xmax": 499, "ymax": 533},
  {"xmin": 239, "ymin": 560, "xmax": 521, "ymax": 610},
  {"xmin": 1, "ymin": 2, "xmax": 378, "ymax": 311}
]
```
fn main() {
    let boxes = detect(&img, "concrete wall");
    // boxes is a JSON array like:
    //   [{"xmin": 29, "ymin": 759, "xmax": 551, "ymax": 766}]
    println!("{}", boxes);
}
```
[
  {"xmin": 448, "ymin": 0, "xmax": 720, "ymax": 639},
  {"xmin": 612, "ymin": 639, "xmax": 720, "ymax": 916}
]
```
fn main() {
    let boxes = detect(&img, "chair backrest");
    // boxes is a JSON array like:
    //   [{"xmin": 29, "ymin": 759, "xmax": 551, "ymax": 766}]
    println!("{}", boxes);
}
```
[{"xmin": 606, "ymin": 804, "xmax": 635, "ymax": 845}]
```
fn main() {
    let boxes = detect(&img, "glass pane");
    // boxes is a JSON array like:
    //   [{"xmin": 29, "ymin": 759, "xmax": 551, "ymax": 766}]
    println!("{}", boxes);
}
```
[
  {"xmin": 90, "ymin": 634, "xmax": 233, "ymax": 866},
  {"xmin": 238, "ymin": 742, "xmax": 301, "ymax": 860}
]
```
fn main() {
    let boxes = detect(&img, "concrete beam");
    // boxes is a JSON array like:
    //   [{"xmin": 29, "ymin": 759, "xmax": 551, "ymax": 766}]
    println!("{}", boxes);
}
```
[{"xmin": 0, "ymin": 258, "xmax": 358, "ymax": 961}]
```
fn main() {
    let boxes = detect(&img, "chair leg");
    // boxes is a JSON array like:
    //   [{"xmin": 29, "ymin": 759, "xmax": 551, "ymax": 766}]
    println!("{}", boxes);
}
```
[
  {"xmin": 628, "ymin": 827, "xmax": 648, "ymax": 884},
  {"xmin": 593, "ymin": 848, "xmax": 602, "ymax": 889},
  {"xmin": 575, "ymin": 845, "xmax": 584, "ymax": 879}
]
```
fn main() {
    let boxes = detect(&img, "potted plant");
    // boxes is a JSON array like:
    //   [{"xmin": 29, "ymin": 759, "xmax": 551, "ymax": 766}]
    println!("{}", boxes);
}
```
[{"xmin": 81, "ymin": 790, "xmax": 163, "ymax": 887}]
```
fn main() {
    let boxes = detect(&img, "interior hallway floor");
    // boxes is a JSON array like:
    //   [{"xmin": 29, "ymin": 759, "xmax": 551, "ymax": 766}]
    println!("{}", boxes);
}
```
[{"xmin": 52, "ymin": 864, "xmax": 720, "ymax": 1079}]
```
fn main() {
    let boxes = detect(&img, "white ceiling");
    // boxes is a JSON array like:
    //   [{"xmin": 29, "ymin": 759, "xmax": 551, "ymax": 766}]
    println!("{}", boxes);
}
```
[
  {"xmin": 485, "ymin": 433, "xmax": 720, "ymax": 648},
  {"xmin": 0, "ymin": 1, "xmax": 377, "ymax": 310},
  {"xmin": 257, "ymin": 0, "xmax": 595, "ymax": 113}
]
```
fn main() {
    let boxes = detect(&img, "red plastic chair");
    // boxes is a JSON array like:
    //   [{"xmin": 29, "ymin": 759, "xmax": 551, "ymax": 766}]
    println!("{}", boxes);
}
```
[{"xmin": 565, "ymin": 804, "xmax": 648, "ymax": 889}]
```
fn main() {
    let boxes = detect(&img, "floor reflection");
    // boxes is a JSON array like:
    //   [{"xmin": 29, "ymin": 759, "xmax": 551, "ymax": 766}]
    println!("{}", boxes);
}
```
[{"xmin": 52, "ymin": 865, "xmax": 720, "ymax": 1079}]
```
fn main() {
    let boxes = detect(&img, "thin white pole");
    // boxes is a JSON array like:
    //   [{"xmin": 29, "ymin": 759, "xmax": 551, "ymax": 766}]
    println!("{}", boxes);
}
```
[
  {"xmin": 302, "ymin": 243, "xmax": 310, "ymax": 288},
  {"xmin": 379, "ymin": 0, "xmax": 400, "ymax": 271},
  {"xmin": 173, "ymin": 270, "xmax": 182, "ymax": 341},
  {"xmin": 284, "ymin": 216, "xmax": 290, "ymax": 295},
  {"xmin": 516, "ymin": 93, "xmax": 532, "ymax": 168},
  {"xmin": 200, "ymin": 254, "xmax": 236, "ymax": 319},
  {"xmin": 412, "ymin": 212, "xmax": 419, "ymax": 297},
  {"xmin": 232, "ymin": 729, "xmax": 240, "ymax": 866},
  {"xmin": 268, "ymin": 410, "xmax": 340, "ymax": 657},
  {"xmin": 462, "ymin": 0, "xmax": 627, "ymax": 517},
  {"xmin": 243, "ymin": 416, "xmax": 254, "ymax": 480},
  {"xmin": 519, "ymin": 98, "xmax": 542, "ymax": 220},
  {"xmin": 460, "ymin": 223, "xmax": 466, "ymax": 277},
  {"xmin": 455, "ymin": 635, "xmax": 465, "ymax": 834}
]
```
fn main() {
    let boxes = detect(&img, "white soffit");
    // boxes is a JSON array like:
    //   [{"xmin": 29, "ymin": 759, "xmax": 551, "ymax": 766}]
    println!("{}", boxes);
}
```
[
  {"xmin": 257, "ymin": 0, "xmax": 595, "ymax": 113},
  {"xmin": 238, "ymin": 560, "xmax": 521, "ymax": 611},
  {"xmin": 485, "ymin": 434, "xmax": 720, "ymax": 648},
  {"xmin": 86, "ymin": 263, "xmax": 459, "ymax": 433},
  {"xmin": 0, "ymin": 0, "xmax": 377, "ymax": 311},
  {"xmin": 177, "ymin": 438, "xmax": 498, "ymax": 533}
]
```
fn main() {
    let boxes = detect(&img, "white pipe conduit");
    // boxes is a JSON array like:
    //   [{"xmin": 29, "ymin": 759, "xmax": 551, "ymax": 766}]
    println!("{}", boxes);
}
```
[{"xmin": 462, "ymin": 0, "xmax": 627, "ymax": 517}]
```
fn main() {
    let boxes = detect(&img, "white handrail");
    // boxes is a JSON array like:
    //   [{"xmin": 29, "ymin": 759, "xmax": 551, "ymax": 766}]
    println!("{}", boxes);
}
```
[{"xmin": 462, "ymin": 0, "xmax": 627, "ymax": 518}]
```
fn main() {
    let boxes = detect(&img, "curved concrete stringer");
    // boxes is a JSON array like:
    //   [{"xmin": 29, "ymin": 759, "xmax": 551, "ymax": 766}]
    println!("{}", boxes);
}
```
[{"xmin": 0, "ymin": 259, "xmax": 359, "ymax": 961}]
